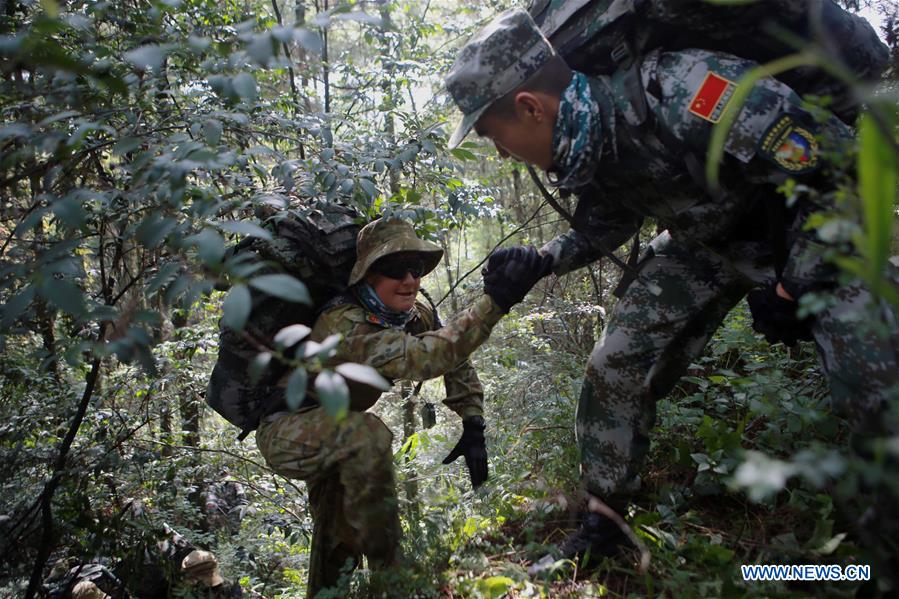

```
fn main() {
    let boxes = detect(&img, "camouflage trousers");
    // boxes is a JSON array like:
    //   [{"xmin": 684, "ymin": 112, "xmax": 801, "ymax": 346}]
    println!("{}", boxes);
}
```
[
  {"xmin": 578, "ymin": 230, "xmax": 899, "ymax": 502},
  {"xmin": 255, "ymin": 407, "xmax": 400, "ymax": 597}
]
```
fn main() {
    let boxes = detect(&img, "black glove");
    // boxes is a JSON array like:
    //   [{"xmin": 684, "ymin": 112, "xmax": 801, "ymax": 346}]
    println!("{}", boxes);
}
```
[
  {"xmin": 482, "ymin": 246, "xmax": 554, "ymax": 313},
  {"xmin": 747, "ymin": 283, "xmax": 814, "ymax": 347},
  {"xmin": 442, "ymin": 415, "xmax": 488, "ymax": 489}
]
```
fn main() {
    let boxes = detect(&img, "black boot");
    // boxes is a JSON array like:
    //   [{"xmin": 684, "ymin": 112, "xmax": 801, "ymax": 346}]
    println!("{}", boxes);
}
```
[
  {"xmin": 529, "ymin": 512, "xmax": 626, "ymax": 576},
  {"xmin": 557, "ymin": 512, "xmax": 625, "ymax": 562}
]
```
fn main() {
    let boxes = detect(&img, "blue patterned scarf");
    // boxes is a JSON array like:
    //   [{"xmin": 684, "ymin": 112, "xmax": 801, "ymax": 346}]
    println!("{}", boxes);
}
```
[
  {"xmin": 548, "ymin": 71, "xmax": 604, "ymax": 190},
  {"xmin": 353, "ymin": 283, "xmax": 413, "ymax": 329}
]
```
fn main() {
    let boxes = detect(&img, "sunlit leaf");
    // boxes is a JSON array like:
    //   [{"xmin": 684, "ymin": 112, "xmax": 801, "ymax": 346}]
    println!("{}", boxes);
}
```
[
  {"xmin": 286, "ymin": 368, "xmax": 309, "ymax": 411},
  {"xmin": 335, "ymin": 363, "xmax": 391, "ymax": 391},
  {"xmin": 274, "ymin": 324, "xmax": 312, "ymax": 348},
  {"xmin": 315, "ymin": 370, "xmax": 349, "ymax": 420},
  {"xmin": 857, "ymin": 113, "xmax": 896, "ymax": 294}
]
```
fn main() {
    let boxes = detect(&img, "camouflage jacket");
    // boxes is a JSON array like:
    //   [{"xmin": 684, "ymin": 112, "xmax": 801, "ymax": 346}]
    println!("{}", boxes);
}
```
[
  {"xmin": 541, "ymin": 48, "xmax": 853, "ymax": 291},
  {"xmin": 309, "ymin": 294, "xmax": 504, "ymax": 417}
]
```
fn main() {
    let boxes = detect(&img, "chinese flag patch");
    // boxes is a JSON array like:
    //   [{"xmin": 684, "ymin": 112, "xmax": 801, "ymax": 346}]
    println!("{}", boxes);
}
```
[{"xmin": 688, "ymin": 72, "xmax": 737, "ymax": 123}]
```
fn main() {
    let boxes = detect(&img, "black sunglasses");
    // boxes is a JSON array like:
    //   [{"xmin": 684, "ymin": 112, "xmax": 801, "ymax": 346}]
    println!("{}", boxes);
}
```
[{"xmin": 373, "ymin": 255, "xmax": 426, "ymax": 280}]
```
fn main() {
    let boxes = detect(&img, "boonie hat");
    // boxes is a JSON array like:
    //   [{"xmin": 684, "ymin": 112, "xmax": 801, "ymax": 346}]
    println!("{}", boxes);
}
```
[
  {"xmin": 445, "ymin": 9, "xmax": 556, "ymax": 149},
  {"xmin": 348, "ymin": 218, "xmax": 444, "ymax": 286}
]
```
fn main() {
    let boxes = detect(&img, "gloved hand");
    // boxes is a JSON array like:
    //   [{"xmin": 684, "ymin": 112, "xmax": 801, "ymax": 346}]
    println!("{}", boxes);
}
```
[
  {"xmin": 442, "ymin": 415, "xmax": 488, "ymax": 489},
  {"xmin": 482, "ymin": 246, "xmax": 554, "ymax": 313},
  {"xmin": 747, "ymin": 283, "xmax": 813, "ymax": 346}
]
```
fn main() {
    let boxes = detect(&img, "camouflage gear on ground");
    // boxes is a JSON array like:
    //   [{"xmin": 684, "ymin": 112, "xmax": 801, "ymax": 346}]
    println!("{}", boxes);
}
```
[
  {"xmin": 445, "ymin": 9, "xmax": 556, "ymax": 148},
  {"xmin": 532, "ymin": 49, "xmax": 899, "ymax": 501},
  {"xmin": 348, "ymin": 217, "xmax": 443, "ymax": 286},
  {"xmin": 45, "ymin": 563, "xmax": 122, "ymax": 599},
  {"xmin": 256, "ymin": 293, "xmax": 502, "ymax": 596},
  {"xmin": 181, "ymin": 549, "xmax": 224, "ymax": 588}
]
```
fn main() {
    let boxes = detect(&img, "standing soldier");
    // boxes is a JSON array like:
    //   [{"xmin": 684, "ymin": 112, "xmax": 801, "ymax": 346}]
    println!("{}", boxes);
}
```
[{"xmin": 445, "ymin": 8, "xmax": 898, "ymax": 566}]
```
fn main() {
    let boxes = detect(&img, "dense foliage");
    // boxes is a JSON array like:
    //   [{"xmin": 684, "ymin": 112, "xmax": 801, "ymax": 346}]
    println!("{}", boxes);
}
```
[{"xmin": 0, "ymin": 0, "xmax": 897, "ymax": 597}]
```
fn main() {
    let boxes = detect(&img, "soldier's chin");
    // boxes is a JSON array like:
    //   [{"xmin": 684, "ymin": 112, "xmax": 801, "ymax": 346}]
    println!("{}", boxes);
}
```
[{"xmin": 392, "ymin": 293, "xmax": 416, "ymax": 311}]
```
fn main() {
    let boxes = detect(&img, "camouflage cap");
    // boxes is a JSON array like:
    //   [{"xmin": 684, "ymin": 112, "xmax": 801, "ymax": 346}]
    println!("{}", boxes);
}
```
[
  {"xmin": 445, "ymin": 9, "xmax": 556, "ymax": 149},
  {"xmin": 348, "ymin": 217, "xmax": 444, "ymax": 286}
]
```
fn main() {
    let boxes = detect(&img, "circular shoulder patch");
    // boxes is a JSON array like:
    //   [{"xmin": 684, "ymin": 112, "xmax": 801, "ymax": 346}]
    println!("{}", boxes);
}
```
[{"xmin": 758, "ymin": 114, "xmax": 820, "ymax": 175}]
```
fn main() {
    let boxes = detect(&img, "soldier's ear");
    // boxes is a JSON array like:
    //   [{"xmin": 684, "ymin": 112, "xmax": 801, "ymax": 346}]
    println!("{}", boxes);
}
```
[{"xmin": 513, "ymin": 92, "xmax": 547, "ymax": 124}]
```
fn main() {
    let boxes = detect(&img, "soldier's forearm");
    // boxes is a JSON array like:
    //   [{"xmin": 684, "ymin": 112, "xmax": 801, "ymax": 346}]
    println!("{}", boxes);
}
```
[{"xmin": 373, "ymin": 295, "xmax": 504, "ymax": 381}]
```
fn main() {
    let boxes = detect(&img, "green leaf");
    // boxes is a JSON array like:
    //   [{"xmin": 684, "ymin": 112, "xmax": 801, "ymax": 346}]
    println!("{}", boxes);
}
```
[
  {"xmin": 51, "ymin": 196, "xmax": 87, "ymax": 229},
  {"xmin": 222, "ymin": 284, "xmax": 251, "ymax": 332},
  {"xmin": 358, "ymin": 178, "xmax": 378, "ymax": 199},
  {"xmin": 187, "ymin": 229, "xmax": 226, "ymax": 265},
  {"xmin": 247, "ymin": 32, "xmax": 276, "ymax": 66},
  {"xmin": 147, "ymin": 262, "xmax": 181, "ymax": 294},
  {"xmin": 216, "ymin": 220, "xmax": 272, "ymax": 241},
  {"xmin": 136, "ymin": 214, "xmax": 177, "ymax": 249},
  {"xmin": 40, "ymin": 0, "xmax": 59, "ymax": 17},
  {"xmin": 248, "ymin": 351, "xmax": 272, "ymax": 385},
  {"xmin": 1, "ymin": 284, "xmax": 36, "ymax": 328},
  {"xmin": 203, "ymin": 119, "xmax": 223, "ymax": 146},
  {"xmin": 113, "ymin": 136, "xmax": 142, "ymax": 156},
  {"xmin": 857, "ymin": 113, "xmax": 896, "ymax": 291},
  {"xmin": 286, "ymin": 368, "xmax": 309, "ymax": 411},
  {"xmin": 124, "ymin": 44, "xmax": 172, "ymax": 71},
  {"xmin": 232, "ymin": 72, "xmax": 257, "ymax": 102},
  {"xmin": 335, "ymin": 363, "xmax": 391, "ymax": 391},
  {"xmin": 248, "ymin": 274, "xmax": 310, "ymax": 304},
  {"xmin": 450, "ymin": 148, "xmax": 476, "ymax": 161},
  {"xmin": 39, "ymin": 278, "xmax": 85, "ymax": 316},
  {"xmin": 315, "ymin": 370, "xmax": 349, "ymax": 420},
  {"xmin": 475, "ymin": 576, "xmax": 515, "ymax": 599},
  {"xmin": 274, "ymin": 324, "xmax": 311, "ymax": 348},
  {"xmin": 294, "ymin": 28, "xmax": 323, "ymax": 54}
]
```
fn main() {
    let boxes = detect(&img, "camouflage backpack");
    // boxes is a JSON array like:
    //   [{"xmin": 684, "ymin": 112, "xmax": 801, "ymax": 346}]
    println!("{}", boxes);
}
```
[
  {"xmin": 206, "ymin": 201, "xmax": 362, "ymax": 439},
  {"xmin": 528, "ymin": 0, "xmax": 888, "ymax": 124}
]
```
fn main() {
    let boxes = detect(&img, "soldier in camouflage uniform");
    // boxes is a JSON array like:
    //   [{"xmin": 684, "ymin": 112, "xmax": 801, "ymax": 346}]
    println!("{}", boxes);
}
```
[
  {"xmin": 255, "ymin": 217, "xmax": 546, "ymax": 596},
  {"xmin": 446, "ymin": 9, "xmax": 898, "ymax": 562}
]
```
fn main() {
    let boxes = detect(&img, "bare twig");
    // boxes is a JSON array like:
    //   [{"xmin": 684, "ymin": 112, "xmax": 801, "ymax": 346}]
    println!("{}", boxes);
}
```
[
  {"xmin": 25, "ymin": 358, "xmax": 103, "ymax": 599},
  {"xmin": 436, "ymin": 200, "xmax": 549, "ymax": 307}
]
